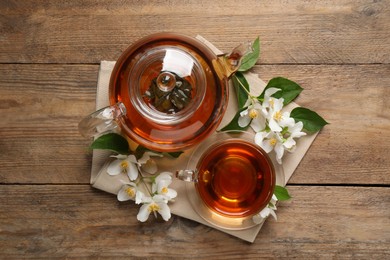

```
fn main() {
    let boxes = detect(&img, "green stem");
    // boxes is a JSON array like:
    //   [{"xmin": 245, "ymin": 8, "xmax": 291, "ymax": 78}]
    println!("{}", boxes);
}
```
[
  {"xmin": 138, "ymin": 168, "xmax": 154, "ymax": 197},
  {"xmin": 233, "ymin": 74, "xmax": 256, "ymax": 100}
]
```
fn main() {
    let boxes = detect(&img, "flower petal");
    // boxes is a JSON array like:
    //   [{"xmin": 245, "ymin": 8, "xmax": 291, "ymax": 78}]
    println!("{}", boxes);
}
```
[
  {"xmin": 275, "ymin": 143, "xmax": 284, "ymax": 159},
  {"xmin": 137, "ymin": 204, "xmax": 151, "ymax": 222},
  {"xmin": 141, "ymin": 159, "xmax": 158, "ymax": 174},
  {"xmin": 269, "ymin": 118, "xmax": 282, "ymax": 132},
  {"xmin": 254, "ymin": 133, "xmax": 264, "ymax": 145},
  {"xmin": 141, "ymin": 195, "xmax": 153, "ymax": 204},
  {"xmin": 157, "ymin": 202, "xmax": 171, "ymax": 221},
  {"xmin": 290, "ymin": 121, "xmax": 307, "ymax": 138},
  {"xmin": 279, "ymin": 114, "xmax": 295, "ymax": 128},
  {"xmin": 117, "ymin": 185, "xmax": 133, "ymax": 201},
  {"xmin": 117, "ymin": 187, "xmax": 129, "ymax": 202},
  {"xmin": 127, "ymin": 162, "xmax": 139, "ymax": 181},
  {"xmin": 275, "ymin": 143, "xmax": 285, "ymax": 164},
  {"xmin": 134, "ymin": 190, "xmax": 144, "ymax": 204},
  {"xmin": 240, "ymin": 108, "xmax": 249, "ymax": 117},
  {"xmin": 273, "ymin": 98, "xmax": 284, "ymax": 111},
  {"xmin": 110, "ymin": 154, "xmax": 128, "ymax": 159},
  {"xmin": 260, "ymin": 207, "xmax": 270, "ymax": 218},
  {"xmin": 137, "ymin": 153, "xmax": 150, "ymax": 165},
  {"xmin": 255, "ymin": 132, "xmax": 273, "ymax": 153},
  {"xmin": 252, "ymin": 213, "xmax": 264, "ymax": 224},
  {"xmin": 153, "ymin": 194, "xmax": 167, "ymax": 202},
  {"xmin": 250, "ymin": 116, "xmax": 266, "ymax": 132},
  {"xmin": 238, "ymin": 114, "xmax": 251, "ymax": 127},
  {"xmin": 153, "ymin": 173, "xmax": 173, "ymax": 194},
  {"xmin": 138, "ymin": 151, "xmax": 162, "ymax": 165},
  {"xmin": 166, "ymin": 188, "xmax": 177, "ymax": 200},
  {"xmin": 254, "ymin": 131, "xmax": 266, "ymax": 143},
  {"xmin": 269, "ymin": 208, "xmax": 278, "ymax": 220},
  {"xmin": 261, "ymin": 140, "xmax": 274, "ymax": 153},
  {"xmin": 107, "ymin": 159, "xmax": 122, "ymax": 176},
  {"xmin": 264, "ymin": 87, "xmax": 281, "ymax": 98},
  {"xmin": 156, "ymin": 172, "xmax": 172, "ymax": 183},
  {"xmin": 283, "ymin": 138, "xmax": 296, "ymax": 149}
]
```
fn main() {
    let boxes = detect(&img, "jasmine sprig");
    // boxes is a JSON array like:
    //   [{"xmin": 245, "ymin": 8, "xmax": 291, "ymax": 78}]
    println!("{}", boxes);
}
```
[
  {"xmin": 89, "ymin": 132, "xmax": 177, "ymax": 223},
  {"xmin": 252, "ymin": 185, "xmax": 291, "ymax": 223},
  {"xmin": 222, "ymin": 36, "xmax": 328, "ymax": 134}
]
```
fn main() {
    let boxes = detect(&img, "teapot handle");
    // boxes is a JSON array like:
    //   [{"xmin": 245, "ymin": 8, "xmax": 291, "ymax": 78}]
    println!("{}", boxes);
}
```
[{"xmin": 78, "ymin": 102, "xmax": 126, "ymax": 138}]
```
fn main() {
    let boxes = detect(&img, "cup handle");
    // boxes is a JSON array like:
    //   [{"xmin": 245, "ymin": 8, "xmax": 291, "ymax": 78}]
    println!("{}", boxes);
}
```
[
  {"xmin": 78, "ymin": 102, "xmax": 126, "ymax": 138},
  {"xmin": 175, "ymin": 170, "xmax": 199, "ymax": 183}
]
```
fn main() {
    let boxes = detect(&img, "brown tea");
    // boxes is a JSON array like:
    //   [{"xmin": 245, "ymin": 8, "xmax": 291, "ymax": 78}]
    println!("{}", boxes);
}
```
[
  {"xmin": 195, "ymin": 140, "xmax": 275, "ymax": 218},
  {"xmin": 109, "ymin": 34, "xmax": 228, "ymax": 152}
]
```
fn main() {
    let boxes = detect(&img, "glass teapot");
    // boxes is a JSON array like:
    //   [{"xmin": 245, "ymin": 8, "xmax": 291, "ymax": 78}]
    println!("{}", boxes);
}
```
[{"xmin": 79, "ymin": 33, "xmax": 251, "ymax": 152}]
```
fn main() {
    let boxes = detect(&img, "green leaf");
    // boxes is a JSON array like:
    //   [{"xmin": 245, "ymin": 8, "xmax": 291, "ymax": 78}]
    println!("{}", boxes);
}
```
[
  {"xmin": 274, "ymin": 185, "xmax": 292, "ymax": 201},
  {"xmin": 219, "ymin": 107, "xmax": 250, "ymax": 132},
  {"xmin": 90, "ymin": 133, "xmax": 130, "ymax": 155},
  {"xmin": 290, "ymin": 107, "xmax": 329, "ymax": 133},
  {"xmin": 238, "ymin": 37, "xmax": 260, "ymax": 72},
  {"xmin": 232, "ymin": 72, "xmax": 250, "ymax": 109},
  {"xmin": 258, "ymin": 77, "xmax": 303, "ymax": 105}
]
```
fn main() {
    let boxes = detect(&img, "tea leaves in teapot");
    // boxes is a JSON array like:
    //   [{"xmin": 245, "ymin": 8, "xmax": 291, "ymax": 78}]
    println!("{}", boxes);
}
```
[{"xmin": 145, "ymin": 73, "xmax": 192, "ymax": 114}]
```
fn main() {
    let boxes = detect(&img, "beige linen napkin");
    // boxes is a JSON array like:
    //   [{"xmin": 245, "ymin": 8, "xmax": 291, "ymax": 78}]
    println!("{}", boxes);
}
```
[{"xmin": 90, "ymin": 37, "xmax": 318, "ymax": 243}]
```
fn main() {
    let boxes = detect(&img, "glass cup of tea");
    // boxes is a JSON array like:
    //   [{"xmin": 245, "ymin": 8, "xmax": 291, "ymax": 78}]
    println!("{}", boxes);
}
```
[{"xmin": 176, "ymin": 131, "xmax": 282, "ymax": 230}]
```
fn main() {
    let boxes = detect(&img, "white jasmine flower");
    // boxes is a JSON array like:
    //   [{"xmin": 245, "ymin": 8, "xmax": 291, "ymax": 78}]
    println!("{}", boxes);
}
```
[
  {"xmin": 137, "ymin": 195, "xmax": 171, "ymax": 222},
  {"xmin": 117, "ymin": 182, "xmax": 144, "ymax": 204},
  {"xmin": 255, "ymin": 131, "xmax": 285, "ymax": 164},
  {"xmin": 238, "ymin": 102, "xmax": 266, "ymax": 131},
  {"xmin": 107, "ymin": 152, "xmax": 163, "ymax": 181},
  {"xmin": 261, "ymin": 88, "xmax": 281, "ymax": 109},
  {"xmin": 261, "ymin": 88, "xmax": 281, "ymax": 115},
  {"xmin": 152, "ymin": 172, "xmax": 177, "ymax": 201},
  {"xmin": 137, "ymin": 151, "xmax": 163, "ymax": 174},
  {"xmin": 278, "ymin": 111, "xmax": 296, "ymax": 128},
  {"xmin": 282, "ymin": 121, "xmax": 307, "ymax": 151},
  {"xmin": 265, "ymin": 97, "xmax": 284, "ymax": 132},
  {"xmin": 252, "ymin": 195, "xmax": 278, "ymax": 224},
  {"xmin": 261, "ymin": 88, "xmax": 296, "ymax": 132},
  {"xmin": 107, "ymin": 154, "xmax": 139, "ymax": 181}
]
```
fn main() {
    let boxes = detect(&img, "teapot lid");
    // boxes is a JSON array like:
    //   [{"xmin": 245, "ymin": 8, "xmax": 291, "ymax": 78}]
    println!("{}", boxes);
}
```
[
  {"xmin": 128, "ymin": 44, "xmax": 207, "ymax": 125},
  {"xmin": 109, "ymin": 33, "xmax": 228, "ymax": 152}
]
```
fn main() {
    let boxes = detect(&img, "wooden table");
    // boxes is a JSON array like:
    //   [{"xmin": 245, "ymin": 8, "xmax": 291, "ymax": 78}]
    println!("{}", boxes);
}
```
[{"xmin": 1, "ymin": 0, "xmax": 389, "ymax": 258}]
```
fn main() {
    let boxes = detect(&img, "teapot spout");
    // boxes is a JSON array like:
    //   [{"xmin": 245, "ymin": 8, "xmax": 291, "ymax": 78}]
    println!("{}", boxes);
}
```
[{"xmin": 213, "ymin": 42, "xmax": 253, "ymax": 79}]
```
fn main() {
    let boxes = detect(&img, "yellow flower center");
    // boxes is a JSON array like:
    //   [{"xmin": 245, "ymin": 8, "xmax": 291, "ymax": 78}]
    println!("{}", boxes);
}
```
[
  {"xmin": 120, "ymin": 161, "xmax": 129, "ymax": 173},
  {"xmin": 269, "ymin": 138, "xmax": 277, "ymax": 146},
  {"xmin": 269, "ymin": 99, "xmax": 275, "ymax": 108},
  {"xmin": 161, "ymin": 187, "xmax": 168, "ymax": 194},
  {"xmin": 125, "ymin": 187, "xmax": 135, "ymax": 198},
  {"xmin": 273, "ymin": 111, "xmax": 282, "ymax": 121},
  {"xmin": 148, "ymin": 203, "xmax": 160, "ymax": 213},
  {"xmin": 249, "ymin": 108, "xmax": 258, "ymax": 119}
]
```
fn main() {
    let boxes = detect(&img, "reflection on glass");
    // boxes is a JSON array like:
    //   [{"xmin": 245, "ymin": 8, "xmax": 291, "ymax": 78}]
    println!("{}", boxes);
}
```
[{"xmin": 162, "ymin": 49, "xmax": 194, "ymax": 77}]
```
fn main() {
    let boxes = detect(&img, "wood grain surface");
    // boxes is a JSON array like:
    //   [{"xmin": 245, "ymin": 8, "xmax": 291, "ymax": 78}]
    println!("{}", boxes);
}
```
[
  {"xmin": 0, "ymin": 0, "xmax": 389, "ymax": 64},
  {"xmin": 0, "ymin": 0, "xmax": 389, "ymax": 258},
  {"xmin": 1, "ymin": 185, "xmax": 389, "ymax": 258}
]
